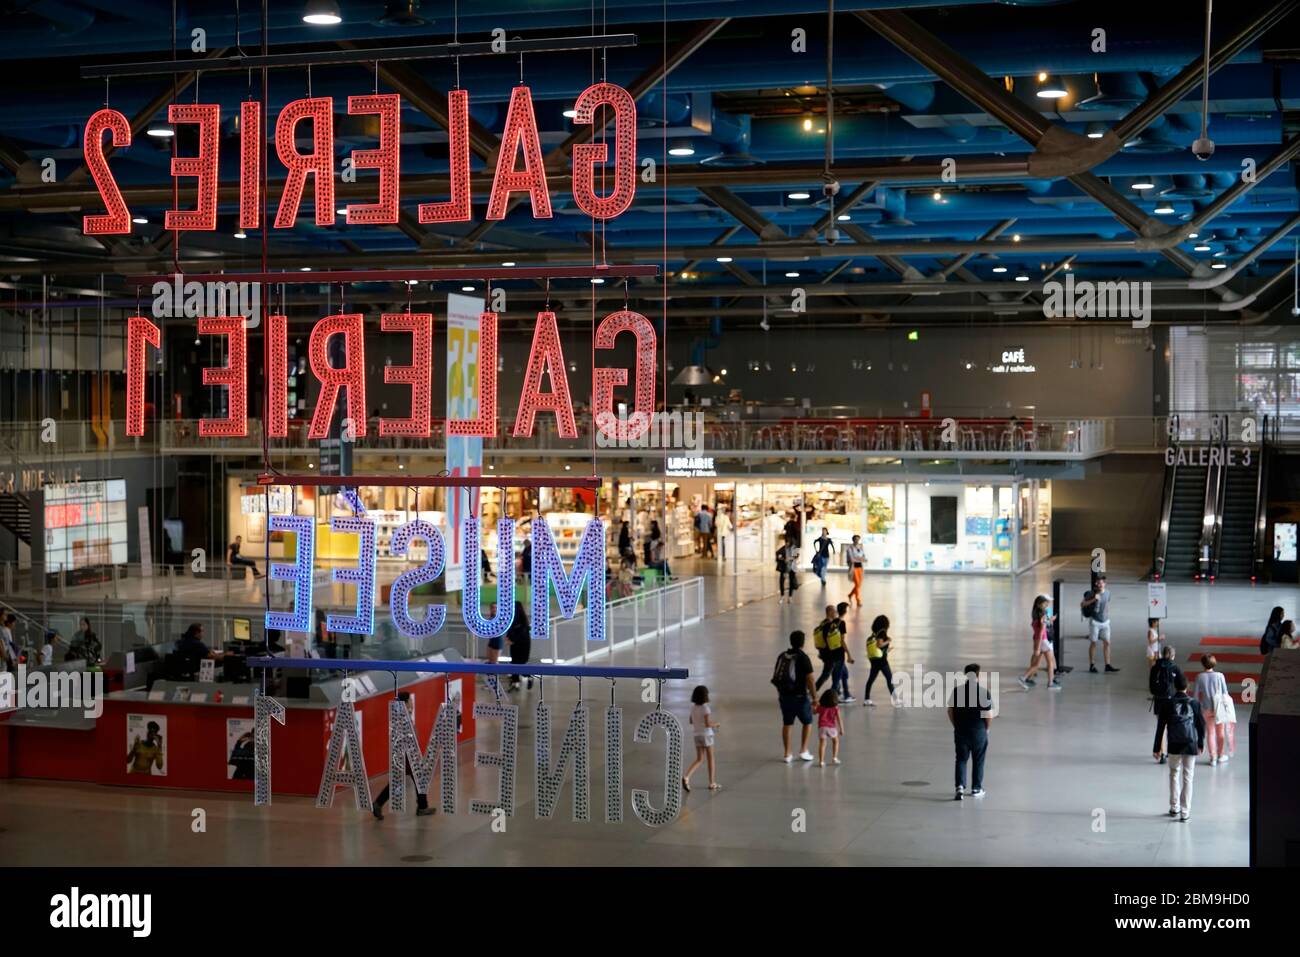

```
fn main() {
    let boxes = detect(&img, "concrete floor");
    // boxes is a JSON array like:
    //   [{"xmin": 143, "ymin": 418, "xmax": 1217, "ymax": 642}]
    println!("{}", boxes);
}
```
[{"xmin": 0, "ymin": 553, "xmax": 1273, "ymax": 866}]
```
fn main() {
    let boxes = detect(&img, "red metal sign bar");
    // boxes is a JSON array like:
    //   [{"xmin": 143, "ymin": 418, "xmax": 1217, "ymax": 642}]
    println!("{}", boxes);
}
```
[
  {"xmin": 257, "ymin": 473, "xmax": 600, "ymax": 489},
  {"xmin": 124, "ymin": 265, "xmax": 659, "ymax": 286}
]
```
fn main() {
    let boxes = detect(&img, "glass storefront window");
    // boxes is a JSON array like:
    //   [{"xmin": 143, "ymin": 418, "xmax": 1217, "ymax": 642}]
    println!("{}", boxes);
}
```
[{"xmin": 864, "ymin": 483, "xmax": 904, "ymax": 570}]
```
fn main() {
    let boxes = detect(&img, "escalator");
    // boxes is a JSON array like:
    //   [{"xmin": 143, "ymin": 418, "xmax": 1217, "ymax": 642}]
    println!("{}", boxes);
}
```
[
  {"xmin": 1162, "ymin": 465, "xmax": 1207, "ymax": 580},
  {"xmin": 1216, "ymin": 457, "xmax": 1260, "ymax": 580}
]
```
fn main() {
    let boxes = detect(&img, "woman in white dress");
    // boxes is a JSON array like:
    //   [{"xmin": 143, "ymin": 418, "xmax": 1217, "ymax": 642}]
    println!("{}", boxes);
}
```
[{"xmin": 1193, "ymin": 654, "xmax": 1236, "ymax": 766}]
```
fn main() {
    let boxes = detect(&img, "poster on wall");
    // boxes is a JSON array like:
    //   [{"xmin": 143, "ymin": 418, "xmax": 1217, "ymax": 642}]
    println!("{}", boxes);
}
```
[
  {"xmin": 446, "ymin": 293, "xmax": 486, "ymax": 592},
  {"xmin": 125, "ymin": 713, "xmax": 167, "ymax": 777},
  {"xmin": 1274, "ymin": 522, "xmax": 1297, "ymax": 562},
  {"xmin": 43, "ymin": 478, "xmax": 129, "ymax": 571},
  {"xmin": 226, "ymin": 718, "xmax": 255, "ymax": 780}
]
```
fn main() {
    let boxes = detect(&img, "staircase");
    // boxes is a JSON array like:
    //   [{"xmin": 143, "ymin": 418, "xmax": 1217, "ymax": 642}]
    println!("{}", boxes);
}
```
[
  {"xmin": 1164, "ymin": 464, "xmax": 1207, "ymax": 580},
  {"xmin": 0, "ymin": 490, "xmax": 32, "ymax": 545},
  {"xmin": 1217, "ymin": 458, "xmax": 1260, "ymax": 580}
]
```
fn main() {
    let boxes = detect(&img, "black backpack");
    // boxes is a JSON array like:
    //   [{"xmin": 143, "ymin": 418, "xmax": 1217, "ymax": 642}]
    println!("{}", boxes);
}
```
[
  {"xmin": 1166, "ymin": 696, "xmax": 1197, "ymax": 751},
  {"xmin": 1149, "ymin": 661, "xmax": 1177, "ymax": 700},
  {"xmin": 1081, "ymin": 590, "xmax": 1097, "ymax": 619},
  {"xmin": 770, "ymin": 650, "xmax": 801, "ymax": 695}
]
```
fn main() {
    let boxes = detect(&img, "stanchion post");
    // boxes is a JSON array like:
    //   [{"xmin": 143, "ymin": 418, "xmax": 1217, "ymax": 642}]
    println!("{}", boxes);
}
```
[{"xmin": 1051, "ymin": 577, "xmax": 1070, "ymax": 672}]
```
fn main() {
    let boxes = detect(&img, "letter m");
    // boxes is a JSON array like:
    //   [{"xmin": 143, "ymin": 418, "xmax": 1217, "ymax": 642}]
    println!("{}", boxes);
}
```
[
  {"xmin": 101, "ymin": 894, "xmax": 130, "ymax": 927},
  {"xmin": 1097, "ymin": 281, "xmax": 1128, "ymax": 318},
  {"xmin": 390, "ymin": 699, "xmax": 458, "ymax": 813},
  {"xmin": 51, "ymin": 671, "xmax": 81, "ymax": 708},
  {"xmin": 530, "ymin": 517, "xmax": 605, "ymax": 644},
  {"xmin": 209, "ymin": 281, "xmax": 241, "ymax": 317}
]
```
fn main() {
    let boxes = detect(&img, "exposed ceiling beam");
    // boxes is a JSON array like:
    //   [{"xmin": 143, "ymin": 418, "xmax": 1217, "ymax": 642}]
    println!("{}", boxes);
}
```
[{"xmin": 697, "ymin": 185, "xmax": 785, "ymax": 242}]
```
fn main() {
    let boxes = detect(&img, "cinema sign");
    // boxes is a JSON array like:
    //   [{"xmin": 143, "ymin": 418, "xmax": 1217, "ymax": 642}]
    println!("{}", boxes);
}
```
[{"xmin": 82, "ymin": 83, "xmax": 636, "ymax": 234}]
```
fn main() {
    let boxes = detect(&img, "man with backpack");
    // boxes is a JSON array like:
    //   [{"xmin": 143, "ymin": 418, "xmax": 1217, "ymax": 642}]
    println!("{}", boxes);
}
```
[
  {"xmin": 1152, "ymin": 673, "xmax": 1206, "ymax": 822},
  {"xmin": 813, "ymin": 606, "xmax": 856, "ymax": 702},
  {"xmin": 1149, "ymin": 645, "xmax": 1182, "ymax": 765},
  {"xmin": 1080, "ymin": 576, "xmax": 1119, "ymax": 674},
  {"xmin": 772, "ymin": 630, "xmax": 817, "ymax": 763}
]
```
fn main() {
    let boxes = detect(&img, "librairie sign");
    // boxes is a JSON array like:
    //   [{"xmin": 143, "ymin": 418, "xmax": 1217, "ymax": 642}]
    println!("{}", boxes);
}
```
[{"xmin": 81, "ymin": 83, "xmax": 636, "ymax": 235}]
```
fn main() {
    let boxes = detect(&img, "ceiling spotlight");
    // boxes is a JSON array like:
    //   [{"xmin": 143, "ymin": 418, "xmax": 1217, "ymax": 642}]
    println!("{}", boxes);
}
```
[
  {"xmin": 992, "ymin": 265, "xmax": 1008, "ymax": 274},
  {"xmin": 336, "ymin": 207, "xmax": 348, "ymax": 216},
  {"xmin": 837, "ymin": 214, "xmax": 851, "ymax": 222},
  {"xmin": 564, "ymin": 464, "xmax": 572, "ymax": 471},
  {"xmin": 1015, "ymin": 271, "xmax": 1031, "ymax": 282},
  {"xmin": 1012, "ymin": 233, "xmax": 1021, "ymax": 242},
  {"xmin": 932, "ymin": 190, "xmax": 943, "ymax": 202},
  {"xmin": 1193, "ymin": 243, "xmax": 1212, "ymax": 252},
  {"xmin": 398, "ymin": 463, "xmax": 405, "ymax": 470},
  {"xmin": 1131, "ymin": 178, "xmax": 1156, "ymax": 191},
  {"xmin": 716, "ymin": 256, "xmax": 733, "ymax": 263},
  {"xmin": 234, "ymin": 229, "xmax": 248, "ymax": 239},
  {"xmin": 132, "ymin": 216, "xmax": 148, "ymax": 224},
  {"xmin": 802, "ymin": 114, "xmax": 814, "ymax": 132},
  {"xmin": 1062, "ymin": 262, "xmax": 1072, "ymax": 270},
  {"xmin": 590, "ymin": 277, "xmax": 605, "ymax": 284},
  {"xmin": 1154, "ymin": 202, "xmax": 1175, "ymax": 215},
  {"xmin": 303, "ymin": 0, "xmax": 342, "ymax": 25},
  {"xmin": 562, "ymin": 109, "xmax": 578, "ymax": 119},
  {"xmin": 194, "ymin": 337, "xmax": 201, "ymax": 346},
  {"xmin": 299, "ymin": 266, "xmax": 312, "ymax": 272},
  {"xmin": 404, "ymin": 279, "xmax": 419, "ymax": 285},
  {"xmin": 1085, "ymin": 121, "xmax": 1106, "ymax": 139},
  {"xmin": 1035, "ymin": 73, "xmax": 1068, "ymax": 99},
  {"xmin": 785, "ymin": 271, "xmax": 800, "ymax": 278},
  {"xmin": 667, "ymin": 139, "xmax": 696, "ymax": 157},
  {"xmin": 1188, "ymin": 232, "xmax": 1199, "ymax": 239},
  {"xmin": 501, "ymin": 261, "xmax": 516, "ymax": 267},
  {"xmin": 788, "ymin": 191, "xmax": 811, "ymax": 200},
  {"xmin": 461, "ymin": 285, "xmax": 476, "ymax": 292},
  {"xmin": 146, "ymin": 124, "xmax": 174, "ymax": 138},
  {"xmin": 1211, "ymin": 262, "xmax": 1228, "ymax": 269},
  {"xmin": 307, "ymin": 462, "xmax": 315, "ymax": 469},
  {"xmin": 719, "ymin": 368, "xmax": 728, "ymax": 376}
]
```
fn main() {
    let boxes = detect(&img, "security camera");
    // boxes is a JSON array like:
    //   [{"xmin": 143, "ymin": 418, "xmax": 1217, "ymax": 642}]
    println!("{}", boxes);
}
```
[
  {"xmin": 1192, "ymin": 136, "xmax": 1215, "ymax": 161},
  {"xmin": 824, "ymin": 226, "xmax": 841, "ymax": 245},
  {"xmin": 759, "ymin": 317, "xmax": 770, "ymax": 331},
  {"xmin": 821, "ymin": 176, "xmax": 841, "ymax": 198}
]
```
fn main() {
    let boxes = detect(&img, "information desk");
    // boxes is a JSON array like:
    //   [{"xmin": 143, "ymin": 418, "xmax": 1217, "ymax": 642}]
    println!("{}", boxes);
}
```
[{"xmin": 0, "ymin": 668, "xmax": 476, "ymax": 797}]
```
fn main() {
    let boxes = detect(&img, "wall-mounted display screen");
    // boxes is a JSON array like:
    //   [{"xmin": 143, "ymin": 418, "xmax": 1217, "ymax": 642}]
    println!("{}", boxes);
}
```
[
  {"xmin": 930, "ymin": 495, "xmax": 958, "ymax": 546},
  {"xmin": 43, "ymin": 479, "xmax": 128, "ymax": 571},
  {"xmin": 1274, "ymin": 522, "xmax": 1297, "ymax": 563}
]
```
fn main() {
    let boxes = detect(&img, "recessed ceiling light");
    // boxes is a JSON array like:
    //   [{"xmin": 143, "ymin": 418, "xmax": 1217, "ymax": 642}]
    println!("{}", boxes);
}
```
[
  {"xmin": 802, "ymin": 115, "xmax": 813, "ymax": 132},
  {"xmin": 1012, "ymin": 234, "xmax": 1021, "ymax": 242},
  {"xmin": 132, "ymin": 217, "xmax": 148, "ymax": 224},
  {"xmin": 1015, "ymin": 271, "xmax": 1030, "ymax": 282},
  {"xmin": 1154, "ymin": 203, "xmax": 1175, "ymax": 215},
  {"xmin": 1211, "ymin": 262, "xmax": 1228, "ymax": 269},
  {"xmin": 302, "ymin": 0, "xmax": 341, "ymax": 25},
  {"xmin": 590, "ymin": 277, "xmax": 605, "ymax": 284},
  {"xmin": 788, "ymin": 191, "xmax": 811, "ymax": 200},
  {"xmin": 501, "ymin": 261, "xmax": 516, "ymax": 267},
  {"xmin": 992, "ymin": 265, "xmax": 1008, "ymax": 274},
  {"xmin": 1035, "ymin": 73, "xmax": 1068, "ymax": 99},
  {"xmin": 299, "ymin": 266, "xmax": 312, "ymax": 272},
  {"xmin": 146, "ymin": 125, "xmax": 174, "ymax": 138},
  {"xmin": 932, "ymin": 190, "xmax": 942, "ymax": 201},
  {"xmin": 785, "ymin": 271, "xmax": 800, "ymax": 278},
  {"xmin": 1131, "ymin": 179, "xmax": 1155, "ymax": 191},
  {"xmin": 562, "ymin": 109, "xmax": 578, "ymax": 119},
  {"xmin": 404, "ymin": 279, "xmax": 419, "ymax": 285},
  {"xmin": 837, "ymin": 214, "xmax": 851, "ymax": 222},
  {"xmin": 336, "ymin": 207, "xmax": 347, "ymax": 216},
  {"xmin": 716, "ymin": 256, "xmax": 733, "ymax": 263},
  {"xmin": 1187, "ymin": 232, "xmax": 1199, "ymax": 239},
  {"xmin": 234, "ymin": 230, "xmax": 248, "ymax": 239},
  {"xmin": 461, "ymin": 285, "xmax": 475, "ymax": 292},
  {"xmin": 1085, "ymin": 121, "xmax": 1106, "ymax": 139},
  {"xmin": 668, "ymin": 139, "xmax": 695, "ymax": 156},
  {"xmin": 1193, "ymin": 244, "xmax": 1212, "ymax": 252}
]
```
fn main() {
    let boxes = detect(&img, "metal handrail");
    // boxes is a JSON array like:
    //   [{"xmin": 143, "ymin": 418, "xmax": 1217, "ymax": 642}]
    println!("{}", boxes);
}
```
[
  {"xmin": 1251, "ymin": 414, "xmax": 1274, "ymax": 581},
  {"xmin": 1203, "ymin": 414, "xmax": 1229, "ymax": 578},
  {"xmin": 1152, "ymin": 413, "xmax": 1179, "ymax": 579}
]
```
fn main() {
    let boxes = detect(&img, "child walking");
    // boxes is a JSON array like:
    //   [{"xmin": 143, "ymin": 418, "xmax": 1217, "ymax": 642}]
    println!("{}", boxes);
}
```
[
  {"xmin": 817, "ymin": 689, "xmax": 843, "ymax": 766},
  {"xmin": 1145, "ymin": 617, "xmax": 1163, "ymax": 667},
  {"xmin": 683, "ymin": 685, "xmax": 721, "ymax": 792},
  {"xmin": 1017, "ymin": 596, "xmax": 1061, "ymax": 691}
]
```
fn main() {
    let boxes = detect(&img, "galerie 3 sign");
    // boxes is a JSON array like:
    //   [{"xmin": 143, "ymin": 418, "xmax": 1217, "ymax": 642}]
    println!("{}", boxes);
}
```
[{"xmin": 81, "ymin": 83, "xmax": 636, "ymax": 235}]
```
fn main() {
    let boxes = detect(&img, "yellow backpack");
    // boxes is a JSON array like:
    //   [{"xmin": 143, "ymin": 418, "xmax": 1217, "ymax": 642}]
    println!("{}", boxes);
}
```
[{"xmin": 814, "ymin": 620, "xmax": 842, "ymax": 652}]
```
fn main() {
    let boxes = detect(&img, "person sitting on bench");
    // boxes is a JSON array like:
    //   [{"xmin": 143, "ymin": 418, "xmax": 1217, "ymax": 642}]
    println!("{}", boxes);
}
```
[{"xmin": 227, "ymin": 536, "xmax": 264, "ymax": 578}]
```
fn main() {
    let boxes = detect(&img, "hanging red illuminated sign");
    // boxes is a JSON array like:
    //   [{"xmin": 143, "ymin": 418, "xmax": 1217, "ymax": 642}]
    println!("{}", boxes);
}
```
[{"xmin": 82, "ymin": 83, "xmax": 637, "ymax": 235}]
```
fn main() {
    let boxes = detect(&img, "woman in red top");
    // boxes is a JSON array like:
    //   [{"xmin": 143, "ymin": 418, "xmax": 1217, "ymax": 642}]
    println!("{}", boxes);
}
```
[{"xmin": 1018, "ymin": 596, "xmax": 1061, "ymax": 691}]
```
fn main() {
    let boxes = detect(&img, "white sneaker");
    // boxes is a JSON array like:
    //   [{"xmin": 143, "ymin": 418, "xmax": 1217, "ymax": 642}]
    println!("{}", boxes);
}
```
[
  {"xmin": 1210, "ymin": 756, "xmax": 1218, "ymax": 766},
  {"xmin": 1219, "ymin": 755, "xmax": 1229, "ymax": 765},
  {"xmin": 864, "ymin": 699, "xmax": 876, "ymax": 707},
  {"xmin": 832, "ymin": 757, "xmax": 842, "ymax": 765},
  {"xmin": 1179, "ymin": 811, "xmax": 1189, "ymax": 822},
  {"xmin": 799, "ymin": 751, "xmax": 815, "ymax": 762},
  {"xmin": 841, "ymin": 695, "xmax": 857, "ymax": 704},
  {"xmin": 818, "ymin": 761, "xmax": 825, "ymax": 767},
  {"xmin": 782, "ymin": 754, "xmax": 793, "ymax": 764}
]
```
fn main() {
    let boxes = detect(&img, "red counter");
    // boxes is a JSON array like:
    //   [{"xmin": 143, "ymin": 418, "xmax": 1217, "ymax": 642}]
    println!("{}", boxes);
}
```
[{"xmin": 0, "ymin": 675, "xmax": 476, "ymax": 797}]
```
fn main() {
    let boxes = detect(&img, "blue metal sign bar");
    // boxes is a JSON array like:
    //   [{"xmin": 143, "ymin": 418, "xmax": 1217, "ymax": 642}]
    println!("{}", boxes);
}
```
[{"xmin": 247, "ymin": 657, "xmax": 688, "ymax": 681}]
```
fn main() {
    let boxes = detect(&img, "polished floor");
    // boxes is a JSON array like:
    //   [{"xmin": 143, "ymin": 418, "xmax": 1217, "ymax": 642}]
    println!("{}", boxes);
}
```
[{"xmin": 0, "ymin": 553, "xmax": 1271, "ymax": 866}]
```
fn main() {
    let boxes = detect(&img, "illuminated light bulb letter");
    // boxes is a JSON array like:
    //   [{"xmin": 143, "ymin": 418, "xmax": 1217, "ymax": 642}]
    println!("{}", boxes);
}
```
[
  {"xmin": 266, "ymin": 515, "xmax": 315, "ymax": 632},
  {"xmin": 197, "ymin": 317, "xmax": 248, "ymax": 437},
  {"xmin": 512, "ymin": 311, "xmax": 577, "ymax": 438},
  {"xmin": 391, "ymin": 698, "xmax": 459, "ymax": 814},
  {"xmin": 165, "ymin": 103, "xmax": 220, "ymax": 230},
  {"xmin": 593, "ymin": 309, "xmax": 656, "ymax": 443},
  {"xmin": 267, "ymin": 313, "xmax": 288, "ymax": 438},
  {"xmin": 571, "ymin": 83, "xmax": 637, "ymax": 219},
  {"xmin": 447, "ymin": 312, "xmax": 498, "ymax": 437},
  {"xmin": 126, "ymin": 316, "xmax": 161, "ymax": 437},
  {"xmin": 470, "ymin": 702, "xmax": 519, "ymax": 817},
  {"xmin": 307, "ymin": 313, "xmax": 367, "ymax": 439},
  {"xmin": 486, "ymin": 86, "xmax": 552, "ymax": 220},
  {"xmin": 461, "ymin": 518, "xmax": 515, "ymax": 638},
  {"xmin": 240, "ymin": 100, "xmax": 262, "ymax": 230},
  {"xmin": 253, "ymin": 691, "xmax": 285, "ymax": 806},
  {"xmin": 345, "ymin": 94, "xmax": 400, "ymax": 224},
  {"xmin": 418, "ymin": 89, "xmax": 472, "ymax": 223},
  {"xmin": 378, "ymin": 313, "xmax": 432, "ymax": 437},
  {"xmin": 316, "ymin": 702, "xmax": 371, "ymax": 811},
  {"xmin": 389, "ymin": 520, "xmax": 446, "ymax": 638},
  {"xmin": 83, "ymin": 108, "xmax": 132, "ymax": 234},
  {"xmin": 274, "ymin": 96, "xmax": 335, "ymax": 228},
  {"xmin": 326, "ymin": 515, "xmax": 377, "ymax": 635},
  {"xmin": 530, "ymin": 517, "xmax": 605, "ymax": 644},
  {"xmin": 534, "ymin": 700, "xmax": 590, "ymax": 822},
  {"xmin": 631, "ymin": 710, "xmax": 684, "ymax": 827}
]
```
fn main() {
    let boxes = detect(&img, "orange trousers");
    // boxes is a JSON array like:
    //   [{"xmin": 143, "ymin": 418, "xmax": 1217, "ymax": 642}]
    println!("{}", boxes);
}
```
[{"xmin": 848, "ymin": 566, "xmax": 863, "ymax": 604}]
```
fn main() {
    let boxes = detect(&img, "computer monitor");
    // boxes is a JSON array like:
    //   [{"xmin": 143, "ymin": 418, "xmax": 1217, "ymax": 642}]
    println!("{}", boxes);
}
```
[{"xmin": 232, "ymin": 618, "xmax": 251, "ymax": 641}]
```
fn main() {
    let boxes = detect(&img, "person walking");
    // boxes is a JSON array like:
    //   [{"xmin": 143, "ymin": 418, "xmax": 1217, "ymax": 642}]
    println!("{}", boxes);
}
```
[
  {"xmin": 844, "ymin": 535, "xmax": 865, "ymax": 607},
  {"xmin": 1081, "ymin": 575, "xmax": 1119, "ymax": 673},
  {"xmin": 1017, "ymin": 595, "xmax": 1062, "ymax": 691},
  {"xmin": 775, "ymin": 534, "xmax": 799, "ymax": 604},
  {"xmin": 811, "ymin": 527, "xmax": 834, "ymax": 586},
  {"xmin": 948, "ymin": 663, "xmax": 994, "ymax": 800},
  {"xmin": 506, "ymin": 601, "xmax": 532, "ymax": 692},
  {"xmin": 863, "ymin": 614, "xmax": 897, "ymax": 706},
  {"xmin": 373, "ymin": 692, "xmax": 436, "ymax": 820},
  {"xmin": 682, "ymin": 685, "xmax": 721, "ymax": 792},
  {"xmin": 1194, "ymin": 654, "xmax": 1236, "ymax": 766},
  {"xmin": 618, "ymin": 520, "xmax": 635, "ymax": 565},
  {"xmin": 833, "ymin": 602, "xmax": 853, "ymax": 702},
  {"xmin": 1260, "ymin": 605, "xmax": 1285, "ymax": 654},
  {"xmin": 649, "ymin": 523, "xmax": 672, "ymax": 579},
  {"xmin": 816, "ymin": 689, "xmax": 844, "ymax": 767},
  {"xmin": 771, "ymin": 630, "xmax": 817, "ymax": 763},
  {"xmin": 813, "ymin": 606, "xmax": 855, "ymax": 703},
  {"xmin": 1149, "ymin": 644, "xmax": 1182, "ymax": 764},
  {"xmin": 714, "ymin": 505, "xmax": 732, "ymax": 561},
  {"xmin": 1152, "ymin": 673, "xmax": 1206, "ymax": 822},
  {"xmin": 813, "ymin": 605, "xmax": 838, "ymax": 689}
]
